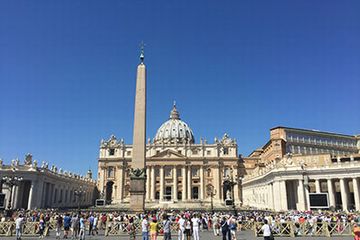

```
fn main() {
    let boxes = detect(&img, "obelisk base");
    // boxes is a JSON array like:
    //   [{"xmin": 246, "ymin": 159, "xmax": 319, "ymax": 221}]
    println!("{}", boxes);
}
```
[{"xmin": 130, "ymin": 178, "xmax": 146, "ymax": 213}]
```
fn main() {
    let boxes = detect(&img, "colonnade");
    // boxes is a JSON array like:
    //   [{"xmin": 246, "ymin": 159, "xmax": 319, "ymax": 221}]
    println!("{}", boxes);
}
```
[{"xmin": 244, "ymin": 176, "xmax": 360, "ymax": 212}]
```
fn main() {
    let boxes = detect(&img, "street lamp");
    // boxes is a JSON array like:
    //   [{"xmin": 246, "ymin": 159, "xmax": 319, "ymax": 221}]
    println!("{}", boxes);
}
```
[
  {"xmin": 74, "ymin": 186, "xmax": 86, "ymax": 212},
  {"xmin": 2, "ymin": 175, "xmax": 23, "ymax": 217},
  {"xmin": 206, "ymin": 184, "xmax": 217, "ymax": 214}
]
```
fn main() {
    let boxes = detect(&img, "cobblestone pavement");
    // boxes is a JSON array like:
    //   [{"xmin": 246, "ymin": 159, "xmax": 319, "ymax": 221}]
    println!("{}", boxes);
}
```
[{"xmin": 6, "ymin": 230, "xmax": 354, "ymax": 240}]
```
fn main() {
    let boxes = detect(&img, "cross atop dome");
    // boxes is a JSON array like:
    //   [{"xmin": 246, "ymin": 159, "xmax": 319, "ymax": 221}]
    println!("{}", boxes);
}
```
[{"xmin": 170, "ymin": 101, "xmax": 180, "ymax": 120}]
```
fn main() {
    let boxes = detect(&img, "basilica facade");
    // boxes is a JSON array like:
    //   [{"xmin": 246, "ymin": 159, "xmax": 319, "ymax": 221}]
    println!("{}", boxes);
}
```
[{"xmin": 97, "ymin": 105, "xmax": 244, "ymax": 209}]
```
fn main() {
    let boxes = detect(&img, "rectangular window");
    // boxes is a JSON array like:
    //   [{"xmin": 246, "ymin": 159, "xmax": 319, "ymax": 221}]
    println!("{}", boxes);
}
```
[
  {"xmin": 223, "ymin": 147, "xmax": 229, "ymax": 155},
  {"xmin": 126, "ymin": 151, "xmax": 131, "ymax": 156},
  {"xmin": 109, "ymin": 149, "xmax": 115, "ymax": 156},
  {"xmin": 207, "ymin": 150, "xmax": 211, "ymax": 155}
]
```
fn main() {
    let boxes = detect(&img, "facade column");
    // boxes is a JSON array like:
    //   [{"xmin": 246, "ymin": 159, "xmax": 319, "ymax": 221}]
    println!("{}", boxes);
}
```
[
  {"xmin": 279, "ymin": 180, "xmax": 288, "ymax": 210},
  {"xmin": 150, "ymin": 166, "xmax": 155, "ymax": 201},
  {"xmin": 187, "ymin": 165, "xmax": 192, "ymax": 200},
  {"xmin": 297, "ymin": 179, "xmax": 306, "ymax": 211},
  {"xmin": 353, "ymin": 178, "xmax": 360, "ymax": 211},
  {"xmin": 118, "ymin": 166, "xmax": 124, "ymax": 201},
  {"xmin": 213, "ymin": 166, "xmax": 220, "ymax": 201},
  {"xmin": 182, "ymin": 166, "xmax": 187, "ymax": 201},
  {"xmin": 146, "ymin": 167, "xmax": 150, "ymax": 201},
  {"xmin": 340, "ymin": 178, "xmax": 349, "ymax": 211},
  {"xmin": 327, "ymin": 179, "xmax": 336, "ymax": 208},
  {"xmin": 304, "ymin": 183, "xmax": 310, "ymax": 210},
  {"xmin": 315, "ymin": 179, "xmax": 321, "ymax": 193},
  {"xmin": 173, "ymin": 166, "xmax": 178, "ymax": 201},
  {"xmin": 199, "ymin": 166, "xmax": 204, "ymax": 200},
  {"xmin": 159, "ymin": 166, "xmax": 164, "ymax": 201},
  {"xmin": 27, "ymin": 181, "xmax": 34, "ymax": 210}
]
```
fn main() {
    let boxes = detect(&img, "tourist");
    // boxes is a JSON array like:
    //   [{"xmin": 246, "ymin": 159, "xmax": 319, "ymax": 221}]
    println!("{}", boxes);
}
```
[
  {"xmin": 15, "ymin": 214, "xmax": 24, "ymax": 240},
  {"xmin": 71, "ymin": 214, "xmax": 79, "ymax": 239},
  {"xmin": 229, "ymin": 217, "xmax": 237, "ymax": 240},
  {"xmin": 184, "ymin": 217, "xmax": 192, "ymax": 240},
  {"xmin": 354, "ymin": 222, "xmax": 360, "ymax": 240},
  {"xmin": 178, "ymin": 215, "xmax": 186, "ymax": 240},
  {"xmin": 92, "ymin": 214, "xmax": 99, "ymax": 235},
  {"xmin": 149, "ymin": 217, "xmax": 159, "ymax": 240},
  {"xmin": 128, "ymin": 217, "xmax": 137, "ymax": 240},
  {"xmin": 38, "ymin": 214, "xmax": 46, "ymax": 239},
  {"xmin": 88, "ymin": 214, "xmax": 94, "ymax": 235},
  {"xmin": 79, "ymin": 215, "xmax": 86, "ymax": 240},
  {"xmin": 55, "ymin": 213, "xmax": 63, "ymax": 239},
  {"xmin": 142, "ymin": 215, "xmax": 149, "ymax": 240},
  {"xmin": 212, "ymin": 214, "xmax": 220, "ymax": 236},
  {"xmin": 63, "ymin": 213, "xmax": 71, "ymax": 239},
  {"xmin": 261, "ymin": 219, "xmax": 272, "ymax": 240},
  {"xmin": 191, "ymin": 214, "xmax": 200, "ymax": 240},
  {"xmin": 163, "ymin": 214, "xmax": 172, "ymax": 240},
  {"xmin": 220, "ymin": 217, "xmax": 229, "ymax": 240}
]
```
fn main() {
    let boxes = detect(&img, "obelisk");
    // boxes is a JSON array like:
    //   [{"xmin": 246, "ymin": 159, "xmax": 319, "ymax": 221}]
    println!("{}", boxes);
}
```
[{"xmin": 129, "ymin": 43, "xmax": 147, "ymax": 212}]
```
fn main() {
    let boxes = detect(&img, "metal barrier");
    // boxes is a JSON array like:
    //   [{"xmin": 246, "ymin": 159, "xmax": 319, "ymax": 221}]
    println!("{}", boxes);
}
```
[
  {"xmin": 105, "ymin": 220, "xmax": 179, "ymax": 236},
  {"xmin": 255, "ymin": 221, "xmax": 354, "ymax": 237}
]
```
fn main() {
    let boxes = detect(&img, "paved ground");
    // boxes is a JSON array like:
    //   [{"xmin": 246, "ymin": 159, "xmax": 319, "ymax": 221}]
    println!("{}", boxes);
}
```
[{"xmin": 7, "ymin": 230, "xmax": 354, "ymax": 240}]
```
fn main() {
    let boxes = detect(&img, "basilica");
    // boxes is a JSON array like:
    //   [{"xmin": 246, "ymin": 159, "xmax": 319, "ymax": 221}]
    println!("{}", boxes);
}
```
[{"xmin": 97, "ymin": 104, "xmax": 244, "ymax": 210}]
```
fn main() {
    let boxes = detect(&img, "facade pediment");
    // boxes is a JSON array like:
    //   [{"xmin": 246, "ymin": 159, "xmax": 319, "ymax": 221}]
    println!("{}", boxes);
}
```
[{"xmin": 150, "ymin": 149, "xmax": 185, "ymax": 159}]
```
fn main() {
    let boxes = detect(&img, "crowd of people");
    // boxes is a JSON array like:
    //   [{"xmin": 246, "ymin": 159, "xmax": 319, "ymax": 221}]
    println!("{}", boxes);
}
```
[{"xmin": 2, "ymin": 209, "xmax": 360, "ymax": 240}]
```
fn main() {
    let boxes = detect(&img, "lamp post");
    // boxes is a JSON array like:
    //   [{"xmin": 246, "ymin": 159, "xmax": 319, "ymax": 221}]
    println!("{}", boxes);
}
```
[
  {"xmin": 2, "ymin": 174, "xmax": 23, "ymax": 217},
  {"xmin": 74, "ymin": 186, "xmax": 86, "ymax": 212},
  {"xmin": 207, "ymin": 184, "xmax": 217, "ymax": 214}
]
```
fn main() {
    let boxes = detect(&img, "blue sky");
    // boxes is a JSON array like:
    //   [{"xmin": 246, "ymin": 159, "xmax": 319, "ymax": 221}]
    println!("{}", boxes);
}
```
[{"xmin": 1, "ymin": 1, "xmax": 359, "ymax": 176}]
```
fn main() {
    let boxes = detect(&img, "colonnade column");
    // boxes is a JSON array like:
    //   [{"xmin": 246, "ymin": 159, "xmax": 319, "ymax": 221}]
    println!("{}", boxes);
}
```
[
  {"xmin": 273, "ymin": 181, "xmax": 281, "ymax": 211},
  {"xmin": 279, "ymin": 180, "xmax": 288, "ymax": 210},
  {"xmin": 173, "ymin": 166, "xmax": 178, "ymax": 201},
  {"xmin": 159, "ymin": 166, "xmax": 164, "ymax": 201},
  {"xmin": 150, "ymin": 166, "xmax": 155, "ymax": 201},
  {"xmin": 339, "ymin": 178, "xmax": 349, "ymax": 211},
  {"xmin": 353, "ymin": 178, "xmax": 360, "ymax": 211},
  {"xmin": 182, "ymin": 167, "xmax": 187, "ymax": 201},
  {"xmin": 27, "ymin": 181, "xmax": 34, "ymax": 210},
  {"xmin": 327, "ymin": 179, "xmax": 336, "ymax": 208},
  {"xmin": 146, "ymin": 167, "xmax": 150, "ymax": 201},
  {"xmin": 268, "ymin": 183, "xmax": 274, "ymax": 210},
  {"xmin": 315, "ymin": 179, "xmax": 321, "ymax": 193},
  {"xmin": 187, "ymin": 165, "xmax": 192, "ymax": 200},
  {"xmin": 297, "ymin": 179, "xmax": 306, "ymax": 211},
  {"xmin": 199, "ymin": 166, "xmax": 204, "ymax": 200}
]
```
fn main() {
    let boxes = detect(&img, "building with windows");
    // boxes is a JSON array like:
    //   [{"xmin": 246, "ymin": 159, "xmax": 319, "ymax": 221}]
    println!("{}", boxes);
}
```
[
  {"xmin": 242, "ymin": 127, "xmax": 360, "ymax": 211},
  {"xmin": 97, "ymin": 104, "xmax": 244, "ymax": 209},
  {"xmin": 0, "ymin": 154, "xmax": 97, "ymax": 210}
]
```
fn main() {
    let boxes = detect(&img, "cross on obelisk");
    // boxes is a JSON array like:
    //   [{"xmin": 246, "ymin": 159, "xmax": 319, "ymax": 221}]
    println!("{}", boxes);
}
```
[{"xmin": 129, "ymin": 42, "xmax": 147, "ymax": 212}]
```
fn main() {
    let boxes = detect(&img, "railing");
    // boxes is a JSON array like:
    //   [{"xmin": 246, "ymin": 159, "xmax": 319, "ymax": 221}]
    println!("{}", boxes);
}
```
[
  {"xmin": 0, "ymin": 220, "xmax": 355, "ymax": 237},
  {"xmin": 254, "ymin": 221, "xmax": 354, "ymax": 237}
]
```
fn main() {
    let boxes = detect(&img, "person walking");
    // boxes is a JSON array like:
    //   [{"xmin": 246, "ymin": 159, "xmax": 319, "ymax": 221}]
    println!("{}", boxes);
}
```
[
  {"xmin": 38, "ymin": 214, "xmax": 46, "ymax": 239},
  {"xmin": 63, "ymin": 213, "xmax": 71, "ymax": 239},
  {"xmin": 71, "ymin": 214, "xmax": 79, "ymax": 239},
  {"xmin": 15, "ymin": 214, "xmax": 24, "ymax": 240},
  {"xmin": 191, "ymin": 214, "xmax": 200, "ymax": 240},
  {"xmin": 78, "ymin": 215, "xmax": 86, "ymax": 240},
  {"xmin": 163, "ymin": 214, "xmax": 172, "ymax": 240},
  {"xmin": 178, "ymin": 215, "xmax": 186, "ymax": 240},
  {"xmin": 55, "ymin": 213, "xmax": 63, "ymax": 239},
  {"xmin": 220, "ymin": 217, "xmax": 229, "ymax": 240},
  {"xmin": 142, "ymin": 215, "xmax": 149, "ymax": 240},
  {"xmin": 128, "ymin": 217, "xmax": 137, "ymax": 240},
  {"xmin": 212, "ymin": 214, "xmax": 220, "ymax": 236},
  {"xmin": 149, "ymin": 217, "xmax": 159, "ymax": 240},
  {"xmin": 184, "ymin": 217, "xmax": 192, "ymax": 240},
  {"xmin": 261, "ymin": 219, "xmax": 272, "ymax": 240}
]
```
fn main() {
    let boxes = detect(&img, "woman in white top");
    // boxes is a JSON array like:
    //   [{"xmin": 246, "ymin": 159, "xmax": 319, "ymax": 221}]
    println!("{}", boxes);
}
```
[{"xmin": 261, "ymin": 219, "xmax": 272, "ymax": 240}]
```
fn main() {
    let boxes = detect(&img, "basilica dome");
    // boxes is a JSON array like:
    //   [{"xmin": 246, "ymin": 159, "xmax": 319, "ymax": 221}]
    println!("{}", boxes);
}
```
[{"xmin": 154, "ymin": 104, "xmax": 195, "ymax": 144}]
